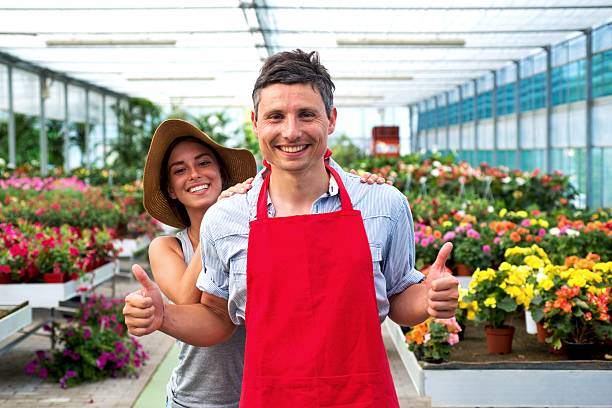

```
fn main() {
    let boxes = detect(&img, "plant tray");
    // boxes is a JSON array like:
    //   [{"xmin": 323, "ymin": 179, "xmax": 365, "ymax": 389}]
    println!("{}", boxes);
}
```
[
  {"xmin": 113, "ymin": 235, "xmax": 151, "ymax": 258},
  {"xmin": 384, "ymin": 319, "xmax": 612, "ymax": 407},
  {"xmin": 0, "ymin": 261, "xmax": 116, "ymax": 308},
  {"xmin": 0, "ymin": 301, "xmax": 32, "ymax": 343}
]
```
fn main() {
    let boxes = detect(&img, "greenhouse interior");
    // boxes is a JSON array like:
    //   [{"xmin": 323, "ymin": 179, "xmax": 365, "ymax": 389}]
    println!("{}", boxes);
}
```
[{"xmin": 1, "ymin": 2, "xmax": 611, "ymax": 407}]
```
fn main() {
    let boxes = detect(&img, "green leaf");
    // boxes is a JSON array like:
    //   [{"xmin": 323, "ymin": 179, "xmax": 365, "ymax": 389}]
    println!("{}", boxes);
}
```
[{"xmin": 497, "ymin": 297, "xmax": 517, "ymax": 313}]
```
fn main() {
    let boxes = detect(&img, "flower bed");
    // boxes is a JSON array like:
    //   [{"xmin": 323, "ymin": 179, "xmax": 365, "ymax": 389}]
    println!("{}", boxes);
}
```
[
  {"xmin": 0, "ymin": 221, "xmax": 117, "ymax": 283},
  {"xmin": 26, "ymin": 294, "xmax": 147, "ymax": 388}
]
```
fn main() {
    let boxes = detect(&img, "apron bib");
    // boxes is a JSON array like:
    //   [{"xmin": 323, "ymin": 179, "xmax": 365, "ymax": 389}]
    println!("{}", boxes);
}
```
[{"xmin": 240, "ymin": 159, "xmax": 399, "ymax": 407}]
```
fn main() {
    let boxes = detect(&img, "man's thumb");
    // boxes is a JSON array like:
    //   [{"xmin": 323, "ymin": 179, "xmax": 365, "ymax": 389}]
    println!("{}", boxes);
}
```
[{"xmin": 132, "ymin": 264, "xmax": 155, "ymax": 291}]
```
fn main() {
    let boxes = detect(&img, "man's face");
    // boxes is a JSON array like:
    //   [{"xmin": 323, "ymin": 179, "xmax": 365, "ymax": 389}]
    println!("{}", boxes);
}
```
[{"xmin": 251, "ymin": 83, "xmax": 336, "ymax": 176}]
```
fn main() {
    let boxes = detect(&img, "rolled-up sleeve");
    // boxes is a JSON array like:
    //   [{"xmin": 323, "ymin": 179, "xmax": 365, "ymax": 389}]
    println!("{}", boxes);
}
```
[
  {"xmin": 384, "ymin": 194, "xmax": 425, "ymax": 297},
  {"xmin": 196, "ymin": 223, "xmax": 230, "ymax": 300}
]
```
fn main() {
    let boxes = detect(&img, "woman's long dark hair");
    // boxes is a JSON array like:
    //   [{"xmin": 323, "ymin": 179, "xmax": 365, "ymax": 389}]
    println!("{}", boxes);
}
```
[{"xmin": 159, "ymin": 136, "xmax": 230, "ymax": 228}]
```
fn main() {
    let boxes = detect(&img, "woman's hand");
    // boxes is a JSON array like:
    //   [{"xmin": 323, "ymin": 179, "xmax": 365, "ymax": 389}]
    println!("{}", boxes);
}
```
[
  {"xmin": 217, "ymin": 177, "xmax": 254, "ymax": 202},
  {"xmin": 350, "ymin": 169, "xmax": 391, "ymax": 185}
]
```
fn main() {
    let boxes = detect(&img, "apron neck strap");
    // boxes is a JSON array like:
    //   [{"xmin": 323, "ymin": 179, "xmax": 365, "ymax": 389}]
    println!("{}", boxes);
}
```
[{"xmin": 256, "ymin": 151, "xmax": 353, "ymax": 220}]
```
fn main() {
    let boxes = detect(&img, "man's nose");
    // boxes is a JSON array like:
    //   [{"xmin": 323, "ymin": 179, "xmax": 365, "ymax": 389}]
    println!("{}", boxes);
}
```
[{"xmin": 281, "ymin": 116, "xmax": 300, "ymax": 140}]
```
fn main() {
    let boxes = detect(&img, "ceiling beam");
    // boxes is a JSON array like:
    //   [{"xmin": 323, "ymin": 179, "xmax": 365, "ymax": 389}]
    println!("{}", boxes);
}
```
[
  {"xmin": 0, "ymin": 28, "xmax": 587, "ymax": 35},
  {"xmin": 1, "ymin": 5, "xmax": 610, "ymax": 11}
]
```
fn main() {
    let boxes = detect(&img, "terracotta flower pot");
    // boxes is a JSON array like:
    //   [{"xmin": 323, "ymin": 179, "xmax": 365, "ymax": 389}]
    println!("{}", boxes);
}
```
[
  {"xmin": 536, "ymin": 322, "xmax": 550, "ymax": 343},
  {"xmin": 43, "ymin": 272, "xmax": 67, "ymax": 283},
  {"xmin": 455, "ymin": 263, "xmax": 473, "ymax": 276},
  {"xmin": 485, "ymin": 325, "xmax": 515, "ymax": 354}
]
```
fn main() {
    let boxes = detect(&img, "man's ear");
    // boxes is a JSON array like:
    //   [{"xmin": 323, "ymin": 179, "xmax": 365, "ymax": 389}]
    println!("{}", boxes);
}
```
[
  {"xmin": 327, "ymin": 106, "xmax": 337, "ymax": 135},
  {"xmin": 251, "ymin": 110, "xmax": 258, "ymax": 137}
]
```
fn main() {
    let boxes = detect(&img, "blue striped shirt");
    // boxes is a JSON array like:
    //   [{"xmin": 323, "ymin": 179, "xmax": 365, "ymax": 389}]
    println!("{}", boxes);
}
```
[{"xmin": 196, "ymin": 159, "xmax": 424, "ymax": 325}]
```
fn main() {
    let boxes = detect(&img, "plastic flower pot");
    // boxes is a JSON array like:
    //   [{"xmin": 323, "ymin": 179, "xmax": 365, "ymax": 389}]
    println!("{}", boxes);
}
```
[
  {"xmin": 42, "ymin": 272, "xmax": 67, "ymax": 283},
  {"xmin": 484, "ymin": 325, "xmax": 515, "ymax": 354}
]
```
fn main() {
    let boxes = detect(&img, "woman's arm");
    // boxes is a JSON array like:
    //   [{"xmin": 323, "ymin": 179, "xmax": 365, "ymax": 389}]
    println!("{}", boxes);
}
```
[{"xmin": 148, "ymin": 236, "xmax": 203, "ymax": 305}]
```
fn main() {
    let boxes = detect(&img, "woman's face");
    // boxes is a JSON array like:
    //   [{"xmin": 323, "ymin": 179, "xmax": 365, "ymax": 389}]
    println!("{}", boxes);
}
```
[{"xmin": 166, "ymin": 140, "xmax": 223, "ymax": 213}]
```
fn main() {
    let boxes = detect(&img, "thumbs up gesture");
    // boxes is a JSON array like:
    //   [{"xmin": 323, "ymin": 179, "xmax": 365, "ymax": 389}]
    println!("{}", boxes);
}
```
[
  {"xmin": 424, "ymin": 242, "xmax": 459, "ymax": 319},
  {"xmin": 123, "ymin": 264, "xmax": 165, "ymax": 336}
]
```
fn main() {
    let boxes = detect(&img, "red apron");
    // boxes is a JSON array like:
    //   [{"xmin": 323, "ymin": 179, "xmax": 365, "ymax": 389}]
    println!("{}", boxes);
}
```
[{"xmin": 240, "ymin": 159, "xmax": 399, "ymax": 407}]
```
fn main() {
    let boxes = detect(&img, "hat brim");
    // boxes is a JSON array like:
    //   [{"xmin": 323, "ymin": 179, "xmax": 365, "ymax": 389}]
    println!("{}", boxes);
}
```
[{"xmin": 143, "ymin": 119, "xmax": 257, "ymax": 229}]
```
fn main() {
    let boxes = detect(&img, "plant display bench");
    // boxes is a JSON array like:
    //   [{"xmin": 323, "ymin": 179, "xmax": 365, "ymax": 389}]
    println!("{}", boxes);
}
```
[
  {"xmin": 384, "ymin": 319, "xmax": 612, "ymax": 407},
  {"xmin": 113, "ymin": 235, "xmax": 151, "ymax": 258},
  {"xmin": 113, "ymin": 235, "xmax": 151, "ymax": 277},
  {"xmin": 0, "ymin": 261, "xmax": 117, "ymax": 308},
  {"xmin": 0, "ymin": 302, "xmax": 32, "ymax": 344}
]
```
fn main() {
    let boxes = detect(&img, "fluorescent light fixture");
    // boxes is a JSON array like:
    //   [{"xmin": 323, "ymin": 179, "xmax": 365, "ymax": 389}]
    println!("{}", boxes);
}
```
[
  {"xmin": 334, "ymin": 75, "xmax": 413, "ymax": 81},
  {"xmin": 337, "ymin": 38, "xmax": 465, "ymax": 47},
  {"xmin": 127, "ymin": 76, "xmax": 215, "ymax": 81},
  {"xmin": 46, "ymin": 39, "xmax": 177, "ymax": 47}
]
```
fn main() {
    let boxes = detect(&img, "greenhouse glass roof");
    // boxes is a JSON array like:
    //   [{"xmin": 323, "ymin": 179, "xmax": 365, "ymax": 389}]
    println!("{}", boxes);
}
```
[{"xmin": 1, "ymin": 0, "xmax": 611, "ymax": 108}]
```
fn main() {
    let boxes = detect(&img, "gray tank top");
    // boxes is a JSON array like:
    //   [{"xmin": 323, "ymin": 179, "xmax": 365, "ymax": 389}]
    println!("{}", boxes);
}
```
[{"xmin": 167, "ymin": 229, "xmax": 245, "ymax": 408}]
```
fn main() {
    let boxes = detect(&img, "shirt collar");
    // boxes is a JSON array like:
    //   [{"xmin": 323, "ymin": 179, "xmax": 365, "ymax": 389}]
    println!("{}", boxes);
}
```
[{"xmin": 247, "ymin": 158, "xmax": 343, "ymax": 218}]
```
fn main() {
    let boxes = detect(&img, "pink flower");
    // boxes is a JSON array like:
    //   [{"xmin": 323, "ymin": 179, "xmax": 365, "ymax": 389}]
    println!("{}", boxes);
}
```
[
  {"xmin": 467, "ymin": 229, "xmax": 480, "ymax": 239},
  {"xmin": 493, "ymin": 237, "xmax": 501, "ymax": 244},
  {"xmin": 482, "ymin": 245, "xmax": 491, "ymax": 253},
  {"xmin": 521, "ymin": 219, "xmax": 532, "ymax": 227},
  {"xmin": 424, "ymin": 333, "xmax": 431, "ymax": 343},
  {"xmin": 447, "ymin": 333, "xmax": 460, "ymax": 345},
  {"xmin": 442, "ymin": 231, "xmax": 456, "ymax": 241}
]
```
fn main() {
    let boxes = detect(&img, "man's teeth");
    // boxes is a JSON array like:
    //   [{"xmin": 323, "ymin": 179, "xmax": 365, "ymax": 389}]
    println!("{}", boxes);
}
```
[
  {"xmin": 189, "ymin": 184, "xmax": 209, "ymax": 193},
  {"xmin": 279, "ymin": 145, "xmax": 306, "ymax": 153}
]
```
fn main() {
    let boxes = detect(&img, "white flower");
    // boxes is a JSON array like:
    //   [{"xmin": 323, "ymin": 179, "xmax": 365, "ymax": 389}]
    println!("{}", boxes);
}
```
[
  {"xmin": 566, "ymin": 228, "xmax": 580, "ymax": 237},
  {"xmin": 419, "ymin": 176, "xmax": 427, "ymax": 184},
  {"xmin": 536, "ymin": 271, "xmax": 547, "ymax": 282},
  {"xmin": 457, "ymin": 210, "xmax": 466, "ymax": 216},
  {"xmin": 516, "ymin": 177, "xmax": 526, "ymax": 186},
  {"xmin": 549, "ymin": 227, "xmax": 560, "ymax": 236},
  {"xmin": 487, "ymin": 206, "xmax": 494, "ymax": 213},
  {"xmin": 431, "ymin": 169, "xmax": 440, "ymax": 177},
  {"xmin": 432, "ymin": 160, "xmax": 442, "ymax": 168},
  {"xmin": 0, "ymin": 157, "xmax": 5, "ymax": 167},
  {"xmin": 502, "ymin": 176, "xmax": 511, "ymax": 184}
]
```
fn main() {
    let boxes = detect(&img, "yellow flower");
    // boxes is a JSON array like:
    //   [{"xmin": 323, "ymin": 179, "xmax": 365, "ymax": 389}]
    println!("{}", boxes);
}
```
[
  {"xmin": 538, "ymin": 277, "xmax": 554, "ymax": 291},
  {"xmin": 499, "ymin": 262, "xmax": 512, "ymax": 271},
  {"xmin": 471, "ymin": 301, "xmax": 479, "ymax": 312},
  {"xmin": 524, "ymin": 255, "xmax": 544, "ymax": 269},
  {"xmin": 484, "ymin": 297, "xmax": 497, "ymax": 308},
  {"xmin": 516, "ymin": 210, "xmax": 528, "ymax": 218},
  {"xmin": 467, "ymin": 310, "xmax": 476, "ymax": 321},
  {"xmin": 538, "ymin": 219, "xmax": 549, "ymax": 228},
  {"xmin": 442, "ymin": 221, "xmax": 453, "ymax": 228}
]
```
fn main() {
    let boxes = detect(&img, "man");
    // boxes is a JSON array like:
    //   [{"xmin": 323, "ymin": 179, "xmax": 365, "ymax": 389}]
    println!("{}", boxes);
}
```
[{"xmin": 124, "ymin": 49, "xmax": 459, "ymax": 407}]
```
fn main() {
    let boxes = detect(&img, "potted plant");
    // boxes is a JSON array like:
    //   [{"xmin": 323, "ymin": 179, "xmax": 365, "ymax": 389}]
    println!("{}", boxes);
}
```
[
  {"xmin": 463, "ymin": 260, "xmax": 534, "ymax": 354},
  {"xmin": 452, "ymin": 223, "xmax": 495, "ymax": 275},
  {"xmin": 533, "ymin": 255, "xmax": 612, "ymax": 359},
  {"xmin": 405, "ymin": 317, "xmax": 462, "ymax": 363}
]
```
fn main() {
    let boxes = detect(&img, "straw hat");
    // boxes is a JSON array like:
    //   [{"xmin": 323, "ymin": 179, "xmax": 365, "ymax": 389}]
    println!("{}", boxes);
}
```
[{"xmin": 143, "ymin": 119, "xmax": 257, "ymax": 229}]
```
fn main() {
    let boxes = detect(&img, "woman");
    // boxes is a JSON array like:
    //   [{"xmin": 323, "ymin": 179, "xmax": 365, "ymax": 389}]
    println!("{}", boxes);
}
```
[{"xmin": 141, "ymin": 119, "xmax": 386, "ymax": 407}]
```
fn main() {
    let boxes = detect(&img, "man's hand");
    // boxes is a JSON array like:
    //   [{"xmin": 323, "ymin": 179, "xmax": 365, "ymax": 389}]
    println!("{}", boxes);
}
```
[
  {"xmin": 123, "ymin": 264, "xmax": 165, "ymax": 336},
  {"xmin": 424, "ymin": 242, "xmax": 459, "ymax": 319}
]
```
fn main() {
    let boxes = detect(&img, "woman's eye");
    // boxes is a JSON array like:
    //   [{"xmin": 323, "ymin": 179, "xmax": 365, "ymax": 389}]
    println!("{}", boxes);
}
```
[
  {"xmin": 199, "ymin": 160, "xmax": 211, "ymax": 166},
  {"xmin": 174, "ymin": 168, "xmax": 185, "ymax": 175}
]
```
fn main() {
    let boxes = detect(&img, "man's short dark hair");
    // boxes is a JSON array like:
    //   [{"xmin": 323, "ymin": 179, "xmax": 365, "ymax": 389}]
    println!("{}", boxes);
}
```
[{"xmin": 252, "ymin": 49, "xmax": 335, "ymax": 119}]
